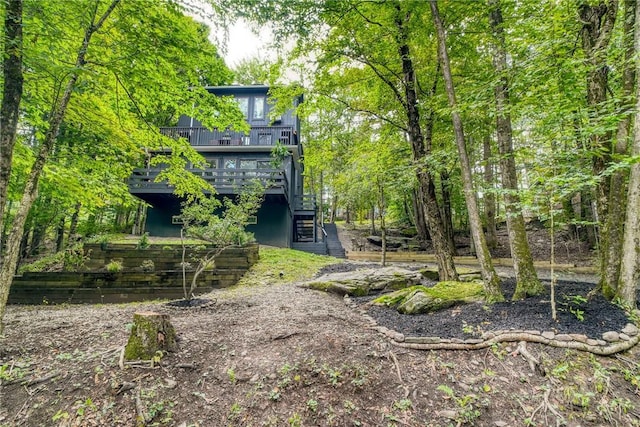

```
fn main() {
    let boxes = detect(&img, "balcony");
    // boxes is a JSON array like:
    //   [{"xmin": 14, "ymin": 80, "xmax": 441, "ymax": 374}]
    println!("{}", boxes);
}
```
[
  {"xmin": 159, "ymin": 126, "xmax": 298, "ymax": 147},
  {"xmin": 129, "ymin": 167, "xmax": 290, "ymax": 200}
]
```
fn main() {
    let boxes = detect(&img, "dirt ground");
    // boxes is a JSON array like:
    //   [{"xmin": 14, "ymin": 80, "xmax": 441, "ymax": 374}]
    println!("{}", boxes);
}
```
[{"xmin": 1, "ymin": 225, "xmax": 640, "ymax": 426}]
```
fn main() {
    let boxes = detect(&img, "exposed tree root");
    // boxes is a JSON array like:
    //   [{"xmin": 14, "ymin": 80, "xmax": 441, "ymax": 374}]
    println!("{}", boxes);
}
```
[{"xmin": 391, "ymin": 331, "xmax": 640, "ymax": 355}]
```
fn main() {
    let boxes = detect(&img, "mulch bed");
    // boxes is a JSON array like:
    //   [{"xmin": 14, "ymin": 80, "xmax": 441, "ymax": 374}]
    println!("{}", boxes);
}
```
[{"xmin": 361, "ymin": 279, "xmax": 635, "ymax": 340}]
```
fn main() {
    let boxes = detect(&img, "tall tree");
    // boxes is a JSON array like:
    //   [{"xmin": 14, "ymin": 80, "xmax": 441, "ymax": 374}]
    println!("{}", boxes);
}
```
[
  {"xmin": 601, "ymin": 0, "xmax": 636, "ymax": 297},
  {"xmin": 430, "ymin": 0, "xmax": 502, "ymax": 300},
  {"xmin": 617, "ymin": 0, "xmax": 640, "ymax": 308},
  {"xmin": 0, "ymin": 0, "xmax": 122, "ymax": 334},
  {"xmin": 0, "ymin": 0, "xmax": 24, "ymax": 248},
  {"xmin": 578, "ymin": 0, "xmax": 619, "ymax": 287},
  {"xmin": 393, "ymin": 2, "xmax": 458, "ymax": 280},
  {"xmin": 488, "ymin": 0, "xmax": 542, "ymax": 299}
]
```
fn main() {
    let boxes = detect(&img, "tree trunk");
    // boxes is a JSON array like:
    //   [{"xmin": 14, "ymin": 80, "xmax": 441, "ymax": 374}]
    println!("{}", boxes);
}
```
[
  {"xmin": 0, "ymin": 0, "xmax": 24, "ymax": 239},
  {"xmin": 579, "ymin": 1, "xmax": 619, "ymax": 284},
  {"xmin": 55, "ymin": 216, "xmax": 65, "ymax": 252},
  {"xmin": 68, "ymin": 202, "xmax": 81, "ymax": 242},
  {"xmin": 483, "ymin": 135, "xmax": 498, "ymax": 250},
  {"xmin": 394, "ymin": 4, "xmax": 458, "ymax": 281},
  {"xmin": 489, "ymin": 0, "xmax": 542, "ymax": 299},
  {"xmin": 369, "ymin": 206, "xmax": 376, "ymax": 235},
  {"xmin": 124, "ymin": 311, "xmax": 177, "ymax": 360},
  {"xmin": 0, "ymin": 0, "xmax": 121, "ymax": 333},
  {"xmin": 617, "ymin": 0, "xmax": 640, "ymax": 308},
  {"xmin": 430, "ymin": 0, "xmax": 502, "ymax": 301},
  {"xmin": 412, "ymin": 188, "xmax": 429, "ymax": 244},
  {"xmin": 440, "ymin": 171, "xmax": 457, "ymax": 255},
  {"xmin": 601, "ymin": 0, "xmax": 635, "ymax": 298},
  {"xmin": 377, "ymin": 179, "xmax": 387, "ymax": 267}
]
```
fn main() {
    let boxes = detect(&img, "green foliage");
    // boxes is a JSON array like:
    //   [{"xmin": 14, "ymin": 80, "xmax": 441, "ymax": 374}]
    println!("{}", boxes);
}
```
[
  {"xmin": 105, "ymin": 260, "xmax": 123, "ymax": 273},
  {"xmin": 306, "ymin": 398, "xmax": 318, "ymax": 412},
  {"xmin": 178, "ymin": 180, "xmax": 265, "ymax": 299},
  {"xmin": 436, "ymin": 384, "xmax": 483, "ymax": 424},
  {"xmin": 137, "ymin": 233, "xmax": 150, "ymax": 250},
  {"xmin": 180, "ymin": 180, "xmax": 265, "ymax": 247},
  {"xmin": 18, "ymin": 243, "xmax": 87, "ymax": 273},
  {"xmin": 560, "ymin": 294, "xmax": 588, "ymax": 322}
]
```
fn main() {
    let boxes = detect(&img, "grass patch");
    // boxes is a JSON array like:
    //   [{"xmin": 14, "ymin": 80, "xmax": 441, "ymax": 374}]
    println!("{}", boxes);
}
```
[{"xmin": 235, "ymin": 247, "xmax": 342, "ymax": 287}]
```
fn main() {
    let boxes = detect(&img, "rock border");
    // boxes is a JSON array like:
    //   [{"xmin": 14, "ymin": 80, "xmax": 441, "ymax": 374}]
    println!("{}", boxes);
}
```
[{"xmin": 345, "ymin": 295, "xmax": 640, "ymax": 355}]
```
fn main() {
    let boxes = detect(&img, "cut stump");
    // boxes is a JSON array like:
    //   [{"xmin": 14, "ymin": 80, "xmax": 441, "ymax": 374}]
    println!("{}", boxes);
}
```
[{"xmin": 124, "ymin": 311, "xmax": 177, "ymax": 360}]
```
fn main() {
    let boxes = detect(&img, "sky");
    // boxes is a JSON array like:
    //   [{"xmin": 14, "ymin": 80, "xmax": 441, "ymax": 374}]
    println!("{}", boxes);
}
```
[{"xmin": 217, "ymin": 19, "xmax": 274, "ymax": 68}]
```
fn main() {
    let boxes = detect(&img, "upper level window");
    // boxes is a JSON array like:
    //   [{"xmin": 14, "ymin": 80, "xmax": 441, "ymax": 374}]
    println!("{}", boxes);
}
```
[
  {"xmin": 236, "ymin": 97, "xmax": 249, "ymax": 118},
  {"xmin": 253, "ymin": 97, "xmax": 265, "ymax": 120}
]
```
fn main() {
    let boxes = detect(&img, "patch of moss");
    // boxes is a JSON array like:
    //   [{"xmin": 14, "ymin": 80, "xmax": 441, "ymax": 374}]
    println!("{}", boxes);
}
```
[
  {"xmin": 373, "ymin": 285, "xmax": 426, "ymax": 306},
  {"xmin": 427, "ymin": 281, "xmax": 484, "ymax": 300},
  {"xmin": 373, "ymin": 281, "xmax": 484, "ymax": 310}
]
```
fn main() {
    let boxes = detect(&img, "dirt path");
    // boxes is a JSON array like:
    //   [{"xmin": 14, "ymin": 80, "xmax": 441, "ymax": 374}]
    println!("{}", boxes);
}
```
[{"xmin": 2, "ymin": 279, "xmax": 640, "ymax": 426}]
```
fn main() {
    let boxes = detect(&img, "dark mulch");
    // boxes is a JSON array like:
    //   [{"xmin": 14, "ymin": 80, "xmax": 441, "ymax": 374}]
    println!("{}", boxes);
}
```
[
  {"xmin": 361, "ymin": 279, "xmax": 635, "ymax": 340},
  {"xmin": 165, "ymin": 297, "xmax": 216, "ymax": 309}
]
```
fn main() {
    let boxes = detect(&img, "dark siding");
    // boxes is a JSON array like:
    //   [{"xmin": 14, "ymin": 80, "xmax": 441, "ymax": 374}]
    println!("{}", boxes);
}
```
[{"xmin": 144, "ymin": 195, "xmax": 291, "ymax": 248}]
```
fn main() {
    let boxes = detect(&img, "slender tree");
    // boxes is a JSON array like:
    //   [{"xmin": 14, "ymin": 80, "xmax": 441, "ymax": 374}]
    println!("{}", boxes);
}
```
[
  {"xmin": 0, "ymin": 0, "xmax": 121, "ymax": 333},
  {"xmin": 601, "ymin": 0, "xmax": 636, "ymax": 297},
  {"xmin": 617, "ymin": 0, "xmax": 640, "ymax": 308},
  {"xmin": 488, "ymin": 0, "xmax": 542, "ymax": 299},
  {"xmin": 430, "ymin": 0, "xmax": 502, "ymax": 300},
  {"xmin": 578, "ymin": 1, "xmax": 619, "ymax": 287},
  {"xmin": 393, "ymin": 2, "xmax": 458, "ymax": 280},
  {"xmin": 0, "ymin": 0, "xmax": 24, "ymax": 248}
]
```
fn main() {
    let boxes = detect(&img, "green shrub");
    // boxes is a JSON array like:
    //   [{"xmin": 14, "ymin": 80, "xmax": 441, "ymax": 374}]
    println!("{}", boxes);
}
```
[{"xmin": 106, "ymin": 260, "xmax": 123, "ymax": 273}]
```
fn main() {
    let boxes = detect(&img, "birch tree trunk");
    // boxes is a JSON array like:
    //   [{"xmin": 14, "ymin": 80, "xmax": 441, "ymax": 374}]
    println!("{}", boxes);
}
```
[
  {"xmin": 0, "ymin": 0, "xmax": 121, "ymax": 334},
  {"xmin": 488, "ymin": 0, "xmax": 542, "ymax": 299},
  {"xmin": 430, "ymin": 0, "xmax": 502, "ymax": 301}
]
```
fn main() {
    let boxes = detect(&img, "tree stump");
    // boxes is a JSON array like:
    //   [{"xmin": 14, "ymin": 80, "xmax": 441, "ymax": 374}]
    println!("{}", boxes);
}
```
[{"xmin": 124, "ymin": 311, "xmax": 177, "ymax": 361}]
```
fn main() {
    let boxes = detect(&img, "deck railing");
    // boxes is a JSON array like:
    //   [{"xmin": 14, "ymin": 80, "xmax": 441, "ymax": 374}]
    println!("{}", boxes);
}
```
[
  {"xmin": 294, "ymin": 194, "xmax": 316, "ymax": 211},
  {"xmin": 129, "ymin": 167, "xmax": 290, "ymax": 201},
  {"xmin": 159, "ymin": 126, "xmax": 298, "ymax": 147}
]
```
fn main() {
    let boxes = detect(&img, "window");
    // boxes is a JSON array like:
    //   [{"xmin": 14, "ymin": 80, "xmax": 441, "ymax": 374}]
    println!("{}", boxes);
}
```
[
  {"xmin": 258, "ymin": 133, "xmax": 272, "ymax": 145},
  {"xmin": 240, "ymin": 159, "xmax": 257, "ymax": 177},
  {"xmin": 253, "ymin": 96, "xmax": 265, "ymax": 119},
  {"xmin": 236, "ymin": 97, "xmax": 249, "ymax": 118},
  {"xmin": 240, "ymin": 160, "xmax": 257, "ymax": 169},
  {"xmin": 257, "ymin": 160, "xmax": 271, "ymax": 169}
]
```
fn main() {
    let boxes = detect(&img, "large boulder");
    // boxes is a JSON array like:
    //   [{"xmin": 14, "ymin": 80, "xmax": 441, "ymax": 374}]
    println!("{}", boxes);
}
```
[
  {"xmin": 300, "ymin": 267, "xmax": 423, "ymax": 296},
  {"xmin": 372, "ymin": 281, "xmax": 485, "ymax": 314}
]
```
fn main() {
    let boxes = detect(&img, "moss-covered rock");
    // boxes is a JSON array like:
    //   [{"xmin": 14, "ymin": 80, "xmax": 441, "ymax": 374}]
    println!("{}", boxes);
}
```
[
  {"xmin": 300, "ymin": 267, "xmax": 422, "ymax": 296},
  {"xmin": 372, "ymin": 281, "xmax": 484, "ymax": 315}
]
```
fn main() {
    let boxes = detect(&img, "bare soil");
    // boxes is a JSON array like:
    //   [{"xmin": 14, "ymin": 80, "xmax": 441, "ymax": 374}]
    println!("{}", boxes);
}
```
[{"xmin": 1, "ymin": 226, "xmax": 639, "ymax": 426}]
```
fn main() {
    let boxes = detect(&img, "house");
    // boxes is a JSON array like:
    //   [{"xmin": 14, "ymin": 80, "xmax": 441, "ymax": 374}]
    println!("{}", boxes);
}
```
[{"xmin": 128, "ymin": 85, "xmax": 326, "ymax": 254}]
